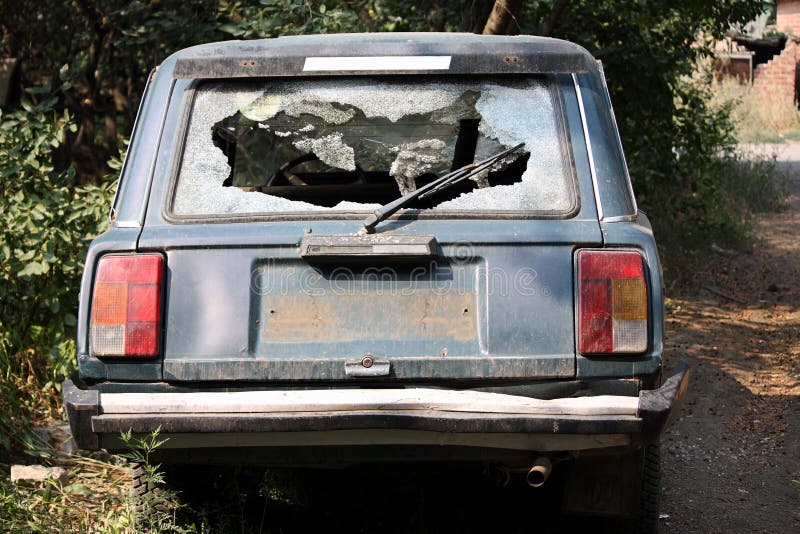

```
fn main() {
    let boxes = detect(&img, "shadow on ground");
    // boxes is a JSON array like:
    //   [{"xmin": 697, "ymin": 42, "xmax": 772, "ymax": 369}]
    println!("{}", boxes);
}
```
[
  {"xmin": 660, "ymin": 144, "xmax": 800, "ymax": 533},
  {"xmin": 169, "ymin": 462, "xmax": 624, "ymax": 533}
]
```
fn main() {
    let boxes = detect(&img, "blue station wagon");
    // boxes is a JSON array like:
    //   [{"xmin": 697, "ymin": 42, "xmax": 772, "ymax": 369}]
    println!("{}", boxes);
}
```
[{"xmin": 63, "ymin": 33, "xmax": 688, "ymax": 531}]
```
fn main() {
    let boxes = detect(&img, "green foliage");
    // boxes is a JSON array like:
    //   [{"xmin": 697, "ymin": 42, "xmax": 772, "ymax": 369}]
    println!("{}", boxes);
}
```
[
  {"xmin": 0, "ymin": 83, "xmax": 112, "ymax": 357},
  {"xmin": 217, "ymin": 1, "xmax": 464, "ymax": 38},
  {"xmin": 0, "ymin": 458, "xmax": 133, "ymax": 533},
  {"xmin": 119, "ymin": 428, "xmax": 169, "ymax": 486},
  {"xmin": 517, "ymin": 1, "xmax": 776, "ymax": 264},
  {"xmin": 0, "ymin": 79, "xmax": 115, "ymax": 457},
  {"xmin": 218, "ymin": 1, "xmax": 364, "ymax": 37}
]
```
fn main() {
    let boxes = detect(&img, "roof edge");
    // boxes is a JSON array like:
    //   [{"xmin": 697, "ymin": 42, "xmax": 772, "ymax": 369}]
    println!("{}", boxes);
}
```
[{"xmin": 170, "ymin": 33, "xmax": 593, "ymax": 79}]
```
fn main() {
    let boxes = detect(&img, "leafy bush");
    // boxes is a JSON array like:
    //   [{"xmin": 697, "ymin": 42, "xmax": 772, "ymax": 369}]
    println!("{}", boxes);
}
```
[
  {"xmin": 638, "ymin": 74, "xmax": 788, "ymax": 277},
  {"xmin": 517, "ymin": 2, "xmax": 778, "ymax": 267},
  {"xmin": 0, "ymin": 80, "xmax": 114, "ymax": 458}
]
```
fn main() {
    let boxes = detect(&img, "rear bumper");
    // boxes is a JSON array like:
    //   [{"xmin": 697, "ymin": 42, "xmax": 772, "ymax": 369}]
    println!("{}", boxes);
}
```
[{"xmin": 63, "ymin": 363, "xmax": 689, "ymax": 454}]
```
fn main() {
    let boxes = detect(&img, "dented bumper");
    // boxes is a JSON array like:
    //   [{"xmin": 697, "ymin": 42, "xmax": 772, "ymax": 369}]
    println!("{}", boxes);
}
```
[{"xmin": 63, "ymin": 363, "xmax": 688, "ymax": 453}]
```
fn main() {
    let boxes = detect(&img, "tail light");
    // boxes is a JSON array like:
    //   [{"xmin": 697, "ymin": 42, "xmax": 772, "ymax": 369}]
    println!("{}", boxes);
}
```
[
  {"xmin": 578, "ymin": 250, "xmax": 648, "ymax": 354},
  {"xmin": 89, "ymin": 254, "xmax": 163, "ymax": 358}
]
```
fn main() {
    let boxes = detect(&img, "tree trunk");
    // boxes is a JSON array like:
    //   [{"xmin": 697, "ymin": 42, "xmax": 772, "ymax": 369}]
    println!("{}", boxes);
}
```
[{"xmin": 481, "ymin": 0, "xmax": 522, "ymax": 35}]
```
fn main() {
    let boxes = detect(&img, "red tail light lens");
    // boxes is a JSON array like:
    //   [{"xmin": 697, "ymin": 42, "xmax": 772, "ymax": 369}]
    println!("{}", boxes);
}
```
[
  {"xmin": 578, "ymin": 250, "xmax": 648, "ymax": 354},
  {"xmin": 90, "ymin": 254, "xmax": 163, "ymax": 358}
]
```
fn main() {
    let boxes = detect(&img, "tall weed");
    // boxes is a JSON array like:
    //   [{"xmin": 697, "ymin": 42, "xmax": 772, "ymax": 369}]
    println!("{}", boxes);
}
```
[
  {"xmin": 711, "ymin": 76, "xmax": 800, "ymax": 142},
  {"xmin": 638, "ymin": 74, "xmax": 790, "ymax": 281}
]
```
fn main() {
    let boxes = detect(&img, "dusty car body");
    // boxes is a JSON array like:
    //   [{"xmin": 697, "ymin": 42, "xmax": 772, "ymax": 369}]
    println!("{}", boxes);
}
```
[{"xmin": 63, "ymin": 33, "xmax": 688, "ymax": 527}]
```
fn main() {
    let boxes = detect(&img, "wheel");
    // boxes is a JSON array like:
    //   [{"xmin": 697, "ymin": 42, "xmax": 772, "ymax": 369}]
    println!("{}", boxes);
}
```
[
  {"xmin": 636, "ymin": 442, "xmax": 661, "ymax": 533},
  {"xmin": 563, "ymin": 442, "xmax": 661, "ymax": 533},
  {"xmin": 621, "ymin": 442, "xmax": 661, "ymax": 534},
  {"xmin": 130, "ymin": 462, "xmax": 173, "ymax": 527}
]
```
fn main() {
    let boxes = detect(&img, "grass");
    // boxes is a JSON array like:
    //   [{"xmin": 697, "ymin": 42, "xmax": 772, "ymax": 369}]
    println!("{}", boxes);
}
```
[
  {"xmin": 652, "ymin": 150, "xmax": 789, "ymax": 288},
  {"xmin": 0, "ymin": 431, "xmax": 196, "ymax": 534},
  {"xmin": 0, "ymin": 341, "xmax": 65, "ymax": 461},
  {"xmin": 711, "ymin": 76, "xmax": 800, "ymax": 143},
  {"xmin": 0, "ymin": 455, "xmax": 132, "ymax": 533}
]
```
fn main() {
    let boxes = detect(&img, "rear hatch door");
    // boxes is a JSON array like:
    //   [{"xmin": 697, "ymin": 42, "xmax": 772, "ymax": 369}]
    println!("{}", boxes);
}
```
[{"xmin": 141, "ymin": 73, "xmax": 601, "ymax": 382}]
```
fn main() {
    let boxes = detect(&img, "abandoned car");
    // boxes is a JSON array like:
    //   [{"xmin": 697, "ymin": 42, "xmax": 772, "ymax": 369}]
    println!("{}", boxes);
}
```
[{"xmin": 63, "ymin": 33, "xmax": 688, "ymax": 529}]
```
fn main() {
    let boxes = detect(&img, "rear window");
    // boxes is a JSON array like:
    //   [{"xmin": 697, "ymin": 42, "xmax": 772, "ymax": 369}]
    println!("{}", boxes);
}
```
[{"xmin": 170, "ymin": 77, "xmax": 577, "ymax": 217}]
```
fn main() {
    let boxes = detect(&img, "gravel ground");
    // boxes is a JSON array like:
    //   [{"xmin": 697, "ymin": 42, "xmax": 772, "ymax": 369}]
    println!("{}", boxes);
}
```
[{"xmin": 660, "ymin": 143, "xmax": 800, "ymax": 533}]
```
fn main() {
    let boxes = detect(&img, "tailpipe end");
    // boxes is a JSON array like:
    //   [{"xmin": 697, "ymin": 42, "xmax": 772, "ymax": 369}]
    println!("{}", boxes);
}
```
[{"xmin": 526, "ymin": 457, "xmax": 552, "ymax": 488}]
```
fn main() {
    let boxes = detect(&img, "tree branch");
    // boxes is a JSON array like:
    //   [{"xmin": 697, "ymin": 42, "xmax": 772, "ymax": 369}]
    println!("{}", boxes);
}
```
[{"xmin": 482, "ymin": 0, "xmax": 522, "ymax": 36}]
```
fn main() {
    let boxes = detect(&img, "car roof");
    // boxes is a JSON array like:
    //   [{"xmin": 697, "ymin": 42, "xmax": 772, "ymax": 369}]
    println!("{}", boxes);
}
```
[{"xmin": 170, "ymin": 32, "xmax": 594, "ymax": 79}]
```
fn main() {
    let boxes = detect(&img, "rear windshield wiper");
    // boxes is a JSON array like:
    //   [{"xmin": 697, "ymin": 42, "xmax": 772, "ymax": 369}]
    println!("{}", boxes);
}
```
[{"xmin": 362, "ymin": 143, "xmax": 525, "ymax": 234}]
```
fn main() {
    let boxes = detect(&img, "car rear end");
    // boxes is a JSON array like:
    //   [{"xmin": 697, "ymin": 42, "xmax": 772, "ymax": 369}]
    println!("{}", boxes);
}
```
[{"xmin": 64, "ymin": 34, "xmax": 686, "ymax": 522}]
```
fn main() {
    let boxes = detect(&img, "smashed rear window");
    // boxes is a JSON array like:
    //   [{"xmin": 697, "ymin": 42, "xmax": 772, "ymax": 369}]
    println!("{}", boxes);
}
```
[{"xmin": 171, "ymin": 77, "xmax": 576, "ymax": 217}]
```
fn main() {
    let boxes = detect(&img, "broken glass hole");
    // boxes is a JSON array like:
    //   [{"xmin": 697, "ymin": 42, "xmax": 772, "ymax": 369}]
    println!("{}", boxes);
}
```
[{"xmin": 212, "ymin": 91, "xmax": 526, "ymax": 209}]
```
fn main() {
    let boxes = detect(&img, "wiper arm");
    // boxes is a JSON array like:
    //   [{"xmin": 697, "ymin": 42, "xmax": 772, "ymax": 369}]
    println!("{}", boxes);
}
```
[{"xmin": 362, "ymin": 143, "xmax": 525, "ymax": 234}]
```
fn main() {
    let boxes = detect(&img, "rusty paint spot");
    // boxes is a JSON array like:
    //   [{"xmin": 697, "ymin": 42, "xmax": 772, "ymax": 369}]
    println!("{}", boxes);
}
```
[
  {"xmin": 261, "ymin": 290, "xmax": 476, "ymax": 343},
  {"xmin": 503, "ymin": 55, "xmax": 520, "ymax": 63}
]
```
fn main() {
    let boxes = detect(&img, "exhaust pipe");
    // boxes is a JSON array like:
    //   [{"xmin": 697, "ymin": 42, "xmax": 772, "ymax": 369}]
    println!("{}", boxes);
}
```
[{"xmin": 526, "ymin": 457, "xmax": 552, "ymax": 488}]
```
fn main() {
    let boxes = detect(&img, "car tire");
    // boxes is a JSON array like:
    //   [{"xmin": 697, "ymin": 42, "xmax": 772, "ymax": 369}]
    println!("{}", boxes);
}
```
[
  {"xmin": 622, "ymin": 442, "xmax": 661, "ymax": 534},
  {"xmin": 130, "ymin": 462, "xmax": 171, "ymax": 524}
]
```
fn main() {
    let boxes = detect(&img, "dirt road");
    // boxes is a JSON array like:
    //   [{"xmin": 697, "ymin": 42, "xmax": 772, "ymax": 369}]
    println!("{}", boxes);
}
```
[{"xmin": 660, "ymin": 144, "xmax": 800, "ymax": 533}]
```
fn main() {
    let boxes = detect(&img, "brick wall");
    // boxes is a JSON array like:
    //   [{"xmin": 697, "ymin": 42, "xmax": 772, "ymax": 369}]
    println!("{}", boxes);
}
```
[
  {"xmin": 777, "ymin": 0, "xmax": 800, "ymax": 35},
  {"xmin": 753, "ymin": 39, "xmax": 797, "ymax": 105},
  {"xmin": 752, "ymin": 1, "xmax": 800, "ymax": 106}
]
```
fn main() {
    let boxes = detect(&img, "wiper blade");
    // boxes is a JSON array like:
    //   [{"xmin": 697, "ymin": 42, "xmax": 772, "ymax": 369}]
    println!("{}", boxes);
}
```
[{"xmin": 362, "ymin": 143, "xmax": 525, "ymax": 234}]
